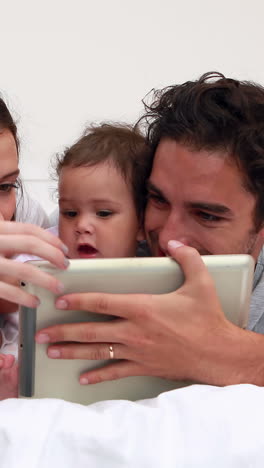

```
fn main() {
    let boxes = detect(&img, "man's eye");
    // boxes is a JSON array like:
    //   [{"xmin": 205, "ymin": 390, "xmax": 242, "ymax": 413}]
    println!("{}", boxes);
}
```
[
  {"xmin": 63, "ymin": 211, "xmax": 77, "ymax": 218},
  {"xmin": 198, "ymin": 211, "xmax": 222, "ymax": 222},
  {"xmin": 96, "ymin": 210, "xmax": 113, "ymax": 218},
  {"xmin": 147, "ymin": 192, "xmax": 167, "ymax": 206},
  {"xmin": 0, "ymin": 183, "xmax": 18, "ymax": 193}
]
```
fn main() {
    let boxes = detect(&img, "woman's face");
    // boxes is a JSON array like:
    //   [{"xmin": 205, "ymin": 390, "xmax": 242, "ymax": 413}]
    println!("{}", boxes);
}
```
[{"xmin": 0, "ymin": 129, "xmax": 19, "ymax": 221}]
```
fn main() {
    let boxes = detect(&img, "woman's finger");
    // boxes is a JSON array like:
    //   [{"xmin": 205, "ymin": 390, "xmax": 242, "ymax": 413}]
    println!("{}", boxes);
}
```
[
  {"xmin": 0, "ymin": 221, "xmax": 68, "ymax": 253},
  {"xmin": 0, "ymin": 257, "xmax": 65, "ymax": 295},
  {"xmin": 0, "ymin": 280, "xmax": 40, "ymax": 308},
  {"xmin": 0, "ymin": 234, "xmax": 68, "ymax": 270}
]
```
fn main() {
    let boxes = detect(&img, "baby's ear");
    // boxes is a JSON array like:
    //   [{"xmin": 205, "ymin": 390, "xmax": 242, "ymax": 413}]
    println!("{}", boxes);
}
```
[{"xmin": 136, "ymin": 226, "xmax": 145, "ymax": 241}]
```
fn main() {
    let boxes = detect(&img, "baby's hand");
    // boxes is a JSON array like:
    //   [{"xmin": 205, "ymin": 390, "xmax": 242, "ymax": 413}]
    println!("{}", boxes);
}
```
[{"xmin": 0, "ymin": 354, "xmax": 18, "ymax": 399}]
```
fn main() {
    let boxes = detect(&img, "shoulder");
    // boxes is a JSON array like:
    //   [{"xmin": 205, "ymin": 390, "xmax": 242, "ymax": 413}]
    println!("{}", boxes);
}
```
[{"xmin": 15, "ymin": 189, "xmax": 50, "ymax": 229}]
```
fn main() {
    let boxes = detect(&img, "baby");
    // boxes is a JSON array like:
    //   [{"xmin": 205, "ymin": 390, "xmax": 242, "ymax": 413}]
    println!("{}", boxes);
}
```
[
  {"xmin": 0, "ymin": 123, "xmax": 151, "ymax": 397},
  {"xmin": 57, "ymin": 122, "xmax": 150, "ymax": 259}
]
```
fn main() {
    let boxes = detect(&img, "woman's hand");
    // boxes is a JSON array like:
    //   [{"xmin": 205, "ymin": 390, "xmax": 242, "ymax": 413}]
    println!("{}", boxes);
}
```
[
  {"xmin": 0, "ymin": 354, "xmax": 18, "ymax": 399},
  {"xmin": 35, "ymin": 242, "xmax": 259, "ymax": 387},
  {"xmin": 0, "ymin": 221, "xmax": 69, "ymax": 309}
]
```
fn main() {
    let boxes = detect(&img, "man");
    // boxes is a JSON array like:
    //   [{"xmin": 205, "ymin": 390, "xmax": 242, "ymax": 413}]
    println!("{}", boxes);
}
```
[{"xmin": 36, "ymin": 72, "xmax": 264, "ymax": 387}]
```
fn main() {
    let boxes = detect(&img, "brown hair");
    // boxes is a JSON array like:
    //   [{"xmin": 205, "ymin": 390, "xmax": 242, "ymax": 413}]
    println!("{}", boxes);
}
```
[
  {"xmin": 140, "ymin": 71, "xmax": 264, "ymax": 228},
  {"xmin": 56, "ymin": 123, "xmax": 151, "ymax": 218},
  {"xmin": 0, "ymin": 97, "xmax": 19, "ymax": 152},
  {"xmin": 0, "ymin": 95, "xmax": 21, "ymax": 220}
]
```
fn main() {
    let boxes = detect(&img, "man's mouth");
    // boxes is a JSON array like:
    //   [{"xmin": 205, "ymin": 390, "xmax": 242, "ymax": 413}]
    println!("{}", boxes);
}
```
[{"xmin": 77, "ymin": 244, "xmax": 98, "ymax": 258}]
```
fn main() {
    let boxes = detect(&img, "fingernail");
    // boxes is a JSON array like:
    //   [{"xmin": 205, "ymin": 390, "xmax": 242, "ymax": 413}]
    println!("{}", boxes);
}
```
[
  {"xmin": 48, "ymin": 349, "xmax": 61, "ymax": 358},
  {"xmin": 56, "ymin": 282, "xmax": 65, "ymax": 294},
  {"xmin": 168, "ymin": 240, "xmax": 185, "ymax": 249},
  {"xmin": 80, "ymin": 377, "xmax": 89, "ymax": 385},
  {"xmin": 64, "ymin": 258, "xmax": 70, "ymax": 268},
  {"xmin": 36, "ymin": 333, "xmax": 50, "ymax": 344},
  {"xmin": 61, "ymin": 243, "xmax": 69, "ymax": 255},
  {"xmin": 56, "ymin": 299, "xmax": 68, "ymax": 309}
]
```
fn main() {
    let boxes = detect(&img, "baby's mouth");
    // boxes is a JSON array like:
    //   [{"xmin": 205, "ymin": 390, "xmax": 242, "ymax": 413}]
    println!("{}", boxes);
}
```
[{"xmin": 77, "ymin": 244, "xmax": 98, "ymax": 258}]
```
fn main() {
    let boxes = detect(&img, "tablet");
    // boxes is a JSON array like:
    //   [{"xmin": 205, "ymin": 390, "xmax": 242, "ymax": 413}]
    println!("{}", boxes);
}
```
[{"xmin": 19, "ymin": 255, "xmax": 254, "ymax": 404}]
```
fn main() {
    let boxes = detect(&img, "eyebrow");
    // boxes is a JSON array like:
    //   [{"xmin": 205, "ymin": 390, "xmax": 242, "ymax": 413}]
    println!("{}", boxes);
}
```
[
  {"xmin": 59, "ymin": 197, "xmax": 122, "ymax": 207},
  {"xmin": 147, "ymin": 181, "xmax": 233, "ymax": 216},
  {"xmin": 188, "ymin": 202, "xmax": 232, "ymax": 215},
  {"xmin": 0, "ymin": 169, "xmax": 20, "ymax": 181},
  {"xmin": 146, "ymin": 181, "xmax": 167, "ymax": 201}
]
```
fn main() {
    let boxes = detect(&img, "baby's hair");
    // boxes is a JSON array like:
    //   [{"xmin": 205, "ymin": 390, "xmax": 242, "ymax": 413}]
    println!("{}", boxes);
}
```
[{"xmin": 56, "ymin": 123, "xmax": 152, "ymax": 218}]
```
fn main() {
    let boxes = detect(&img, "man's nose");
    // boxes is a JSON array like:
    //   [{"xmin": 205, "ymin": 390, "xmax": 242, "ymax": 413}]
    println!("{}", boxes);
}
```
[{"xmin": 159, "ymin": 212, "xmax": 189, "ymax": 248}]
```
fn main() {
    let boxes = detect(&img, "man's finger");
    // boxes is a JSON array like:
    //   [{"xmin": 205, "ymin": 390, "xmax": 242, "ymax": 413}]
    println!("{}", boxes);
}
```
[
  {"xmin": 36, "ymin": 318, "xmax": 128, "ymax": 344},
  {"xmin": 46, "ymin": 342, "xmax": 128, "ymax": 361},
  {"xmin": 167, "ymin": 241, "xmax": 212, "ymax": 283},
  {"xmin": 79, "ymin": 361, "xmax": 148, "ymax": 385},
  {"xmin": 55, "ymin": 292, "xmax": 152, "ymax": 319}
]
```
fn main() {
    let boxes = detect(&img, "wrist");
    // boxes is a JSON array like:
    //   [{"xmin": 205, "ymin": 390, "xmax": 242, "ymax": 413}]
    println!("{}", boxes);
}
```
[{"xmin": 192, "ymin": 323, "xmax": 264, "ymax": 386}]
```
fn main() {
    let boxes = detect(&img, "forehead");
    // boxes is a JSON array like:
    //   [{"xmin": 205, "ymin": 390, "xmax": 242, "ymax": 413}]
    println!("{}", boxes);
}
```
[
  {"xmin": 151, "ymin": 139, "xmax": 244, "ymax": 189},
  {"xmin": 0, "ymin": 129, "xmax": 18, "ymax": 177},
  {"xmin": 150, "ymin": 139, "xmax": 255, "ymax": 211},
  {"xmin": 59, "ymin": 162, "xmax": 132, "ymax": 201}
]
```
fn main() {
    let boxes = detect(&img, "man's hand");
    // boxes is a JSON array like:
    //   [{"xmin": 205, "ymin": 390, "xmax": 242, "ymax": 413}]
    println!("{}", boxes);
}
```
[{"xmin": 35, "ymin": 242, "xmax": 264, "ymax": 387}]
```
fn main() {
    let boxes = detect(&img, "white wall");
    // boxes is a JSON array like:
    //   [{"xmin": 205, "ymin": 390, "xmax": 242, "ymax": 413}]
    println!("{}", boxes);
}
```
[{"xmin": 0, "ymin": 0, "xmax": 263, "ymax": 213}]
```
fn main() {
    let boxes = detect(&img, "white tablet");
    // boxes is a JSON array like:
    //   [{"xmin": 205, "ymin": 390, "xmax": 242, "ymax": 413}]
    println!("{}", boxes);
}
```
[{"xmin": 19, "ymin": 255, "xmax": 254, "ymax": 404}]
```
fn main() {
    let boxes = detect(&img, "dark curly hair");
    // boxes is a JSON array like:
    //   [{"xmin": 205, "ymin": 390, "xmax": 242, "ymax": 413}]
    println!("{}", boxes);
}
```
[{"xmin": 140, "ymin": 72, "xmax": 264, "ymax": 228}]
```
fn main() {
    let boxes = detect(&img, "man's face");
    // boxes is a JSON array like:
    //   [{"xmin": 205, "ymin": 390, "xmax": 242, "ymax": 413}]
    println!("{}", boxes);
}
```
[{"xmin": 145, "ymin": 138, "xmax": 264, "ymax": 260}]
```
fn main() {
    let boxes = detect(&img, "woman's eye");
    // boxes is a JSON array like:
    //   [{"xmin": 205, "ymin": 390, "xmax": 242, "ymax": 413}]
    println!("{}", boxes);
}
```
[
  {"xmin": 0, "ymin": 183, "xmax": 18, "ymax": 193},
  {"xmin": 96, "ymin": 210, "xmax": 113, "ymax": 218}
]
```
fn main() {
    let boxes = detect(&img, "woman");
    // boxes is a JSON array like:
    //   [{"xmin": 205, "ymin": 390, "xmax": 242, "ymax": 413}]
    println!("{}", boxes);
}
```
[{"xmin": 0, "ymin": 97, "xmax": 69, "ymax": 397}]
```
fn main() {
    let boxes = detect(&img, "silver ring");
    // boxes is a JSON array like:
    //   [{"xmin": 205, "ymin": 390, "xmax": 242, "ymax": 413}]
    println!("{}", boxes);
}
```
[{"xmin": 109, "ymin": 345, "xmax": 114, "ymax": 359}]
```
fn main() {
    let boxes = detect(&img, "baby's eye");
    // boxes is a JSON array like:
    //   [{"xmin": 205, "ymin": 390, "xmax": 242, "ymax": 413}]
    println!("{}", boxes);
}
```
[
  {"xmin": 96, "ymin": 210, "xmax": 113, "ymax": 218},
  {"xmin": 63, "ymin": 210, "xmax": 77, "ymax": 218},
  {"xmin": 0, "ymin": 183, "xmax": 18, "ymax": 193}
]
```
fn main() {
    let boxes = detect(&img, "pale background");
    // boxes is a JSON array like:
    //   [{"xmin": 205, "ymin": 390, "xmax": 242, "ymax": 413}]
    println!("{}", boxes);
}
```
[{"xmin": 0, "ymin": 0, "xmax": 263, "ymax": 213}]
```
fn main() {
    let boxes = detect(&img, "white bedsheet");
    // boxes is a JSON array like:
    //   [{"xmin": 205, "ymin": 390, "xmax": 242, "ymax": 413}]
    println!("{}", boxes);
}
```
[{"xmin": 0, "ymin": 384, "xmax": 263, "ymax": 467}]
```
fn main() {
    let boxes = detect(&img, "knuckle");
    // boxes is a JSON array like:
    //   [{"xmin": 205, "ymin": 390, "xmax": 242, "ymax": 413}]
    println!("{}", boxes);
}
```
[
  {"xmin": 79, "ymin": 325, "xmax": 97, "ymax": 343},
  {"xmin": 25, "ymin": 235, "xmax": 38, "ymax": 251},
  {"xmin": 90, "ymin": 347, "xmax": 107, "ymax": 361},
  {"xmin": 199, "ymin": 274, "xmax": 216, "ymax": 292},
  {"xmin": 95, "ymin": 294, "xmax": 110, "ymax": 314},
  {"xmin": 134, "ymin": 295, "xmax": 153, "ymax": 320}
]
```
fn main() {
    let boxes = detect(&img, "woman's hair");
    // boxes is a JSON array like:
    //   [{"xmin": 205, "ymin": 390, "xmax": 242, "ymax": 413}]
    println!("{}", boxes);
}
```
[
  {"xmin": 56, "ymin": 123, "xmax": 152, "ymax": 218},
  {"xmin": 0, "ymin": 97, "xmax": 19, "ymax": 152},
  {"xmin": 139, "ymin": 71, "xmax": 264, "ymax": 228},
  {"xmin": 0, "ymin": 96, "xmax": 21, "ymax": 220}
]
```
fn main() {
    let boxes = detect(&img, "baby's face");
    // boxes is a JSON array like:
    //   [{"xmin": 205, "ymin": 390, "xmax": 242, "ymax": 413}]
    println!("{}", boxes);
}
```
[{"xmin": 58, "ymin": 162, "xmax": 143, "ymax": 259}]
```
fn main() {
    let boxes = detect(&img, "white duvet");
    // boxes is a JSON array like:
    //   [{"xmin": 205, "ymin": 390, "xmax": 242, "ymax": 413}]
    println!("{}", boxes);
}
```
[{"xmin": 0, "ymin": 384, "xmax": 263, "ymax": 467}]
